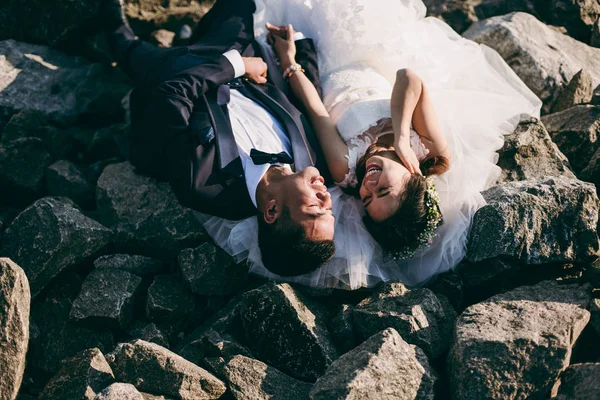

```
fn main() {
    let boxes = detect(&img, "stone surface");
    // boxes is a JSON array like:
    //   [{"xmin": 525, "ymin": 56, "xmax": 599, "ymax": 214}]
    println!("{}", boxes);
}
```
[
  {"xmin": 353, "ymin": 282, "xmax": 456, "ymax": 359},
  {"xmin": 39, "ymin": 348, "xmax": 115, "ymax": 400},
  {"xmin": 463, "ymin": 12, "xmax": 600, "ymax": 114},
  {"xmin": 328, "ymin": 304, "xmax": 357, "ymax": 354},
  {"xmin": 311, "ymin": 328, "xmax": 437, "ymax": 400},
  {"xmin": 46, "ymin": 160, "xmax": 95, "ymax": 207},
  {"xmin": 94, "ymin": 383, "xmax": 145, "ymax": 400},
  {"xmin": 178, "ymin": 242, "xmax": 248, "ymax": 296},
  {"xmin": 552, "ymin": 363, "xmax": 600, "ymax": 400},
  {"xmin": 424, "ymin": 270, "xmax": 464, "ymax": 311},
  {"xmin": 0, "ymin": 258, "xmax": 30, "ymax": 400},
  {"xmin": 467, "ymin": 177, "xmax": 599, "ymax": 264},
  {"xmin": 449, "ymin": 280, "xmax": 592, "ymax": 400},
  {"xmin": 107, "ymin": 339, "xmax": 226, "ymax": 400},
  {"xmin": 542, "ymin": 105, "xmax": 600, "ymax": 173},
  {"xmin": 0, "ymin": 137, "xmax": 52, "ymax": 205},
  {"xmin": 496, "ymin": 118, "xmax": 575, "ymax": 183},
  {"xmin": 542, "ymin": 0, "xmax": 600, "ymax": 42},
  {"xmin": 70, "ymin": 268, "xmax": 143, "ymax": 329},
  {"xmin": 0, "ymin": 40, "xmax": 129, "ymax": 124},
  {"xmin": 241, "ymin": 283, "xmax": 339, "ymax": 381},
  {"xmin": 551, "ymin": 69, "xmax": 594, "ymax": 113},
  {"xmin": 149, "ymin": 29, "xmax": 176, "ymax": 48},
  {"xmin": 1, "ymin": 197, "xmax": 112, "ymax": 297},
  {"xmin": 96, "ymin": 162, "xmax": 207, "ymax": 259},
  {"xmin": 423, "ymin": 0, "xmax": 479, "ymax": 33},
  {"xmin": 592, "ymin": 16, "xmax": 600, "ymax": 47},
  {"xmin": 146, "ymin": 274, "xmax": 195, "ymax": 324},
  {"xmin": 128, "ymin": 322, "xmax": 170, "ymax": 349},
  {"xmin": 581, "ymin": 146, "xmax": 600, "ymax": 187},
  {"xmin": 591, "ymin": 298, "xmax": 600, "ymax": 336},
  {"xmin": 82, "ymin": 124, "xmax": 130, "ymax": 163},
  {"xmin": 94, "ymin": 254, "xmax": 164, "ymax": 277},
  {"xmin": 224, "ymin": 355, "xmax": 313, "ymax": 400}
]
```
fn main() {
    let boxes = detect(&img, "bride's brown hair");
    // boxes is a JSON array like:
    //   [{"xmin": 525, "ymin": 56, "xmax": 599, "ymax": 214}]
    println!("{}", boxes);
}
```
[{"xmin": 360, "ymin": 150, "xmax": 450, "ymax": 256}]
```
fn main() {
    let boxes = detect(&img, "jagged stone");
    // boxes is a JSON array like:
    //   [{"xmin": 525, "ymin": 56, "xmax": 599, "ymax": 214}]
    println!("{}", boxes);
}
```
[
  {"xmin": 552, "ymin": 363, "xmax": 600, "ymax": 400},
  {"xmin": 94, "ymin": 254, "xmax": 164, "ymax": 277},
  {"xmin": 463, "ymin": 12, "xmax": 600, "ymax": 113},
  {"xmin": 496, "ymin": 118, "xmax": 575, "ymax": 183},
  {"xmin": 94, "ymin": 383, "xmax": 145, "ymax": 400},
  {"xmin": 0, "ymin": 137, "xmax": 52, "ymax": 205},
  {"xmin": 140, "ymin": 394, "xmax": 175, "ymax": 400},
  {"xmin": 353, "ymin": 282, "xmax": 456, "ymax": 359},
  {"xmin": 146, "ymin": 274, "xmax": 195, "ymax": 324},
  {"xmin": 178, "ymin": 242, "xmax": 248, "ymax": 296},
  {"xmin": 83, "ymin": 124, "xmax": 130, "ymax": 162},
  {"xmin": 149, "ymin": 30, "xmax": 176, "ymax": 48},
  {"xmin": 128, "ymin": 322, "xmax": 170, "ymax": 349},
  {"xmin": 580, "ymin": 146, "xmax": 600, "ymax": 187},
  {"xmin": 449, "ymin": 280, "xmax": 592, "ymax": 400},
  {"xmin": 424, "ymin": 270, "xmax": 464, "ymax": 311},
  {"xmin": 551, "ymin": 69, "xmax": 594, "ymax": 113},
  {"xmin": 542, "ymin": 105, "xmax": 600, "ymax": 173},
  {"xmin": 328, "ymin": 305, "xmax": 357, "ymax": 354},
  {"xmin": 39, "ymin": 348, "xmax": 115, "ymax": 400},
  {"xmin": 70, "ymin": 269, "xmax": 143, "ymax": 329},
  {"xmin": 224, "ymin": 355, "xmax": 313, "ymax": 400},
  {"xmin": 240, "ymin": 283, "xmax": 339, "ymax": 381},
  {"xmin": 541, "ymin": 0, "xmax": 600, "ymax": 42},
  {"xmin": 467, "ymin": 177, "xmax": 599, "ymax": 264},
  {"xmin": 592, "ymin": 17, "xmax": 600, "ymax": 47},
  {"xmin": 423, "ymin": 0, "xmax": 479, "ymax": 33},
  {"xmin": 96, "ymin": 162, "xmax": 207, "ymax": 259},
  {"xmin": 1, "ymin": 197, "xmax": 112, "ymax": 297},
  {"xmin": 106, "ymin": 339, "xmax": 226, "ymax": 400},
  {"xmin": 311, "ymin": 328, "xmax": 437, "ymax": 400},
  {"xmin": 0, "ymin": 258, "xmax": 30, "ymax": 400},
  {"xmin": 46, "ymin": 160, "xmax": 94, "ymax": 207},
  {"xmin": 591, "ymin": 298, "xmax": 600, "ymax": 336}
]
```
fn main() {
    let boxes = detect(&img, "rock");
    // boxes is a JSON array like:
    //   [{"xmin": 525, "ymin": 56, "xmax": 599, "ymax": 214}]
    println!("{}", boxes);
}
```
[
  {"xmin": 106, "ymin": 339, "xmax": 226, "ymax": 400},
  {"xmin": 96, "ymin": 162, "xmax": 207, "ymax": 259},
  {"xmin": 540, "ymin": 0, "xmax": 600, "ymax": 42},
  {"xmin": 423, "ymin": 0, "xmax": 478, "ymax": 33},
  {"xmin": 463, "ymin": 12, "xmax": 600, "ymax": 114},
  {"xmin": 140, "ymin": 393, "xmax": 175, "ymax": 400},
  {"xmin": 467, "ymin": 177, "xmax": 600, "ymax": 264},
  {"xmin": 149, "ymin": 30, "xmax": 176, "ymax": 48},
  {"xmin": 591, "ymin": 298, "xmax": 600, "ymax": 336},
  {"xmin": 178, "ymin": 242, "xmax": 248, "ymax": 296},
  {"xmin": 311, "ymin": 328, "xmax": 437, "ymax": 400},
  {"xmin": 592, "ymin": 17, "xmax": 600, "ymax": 47},
  {"xmin": 0, "ymin": 137, "xmax": 52, "ymax": 205},
  {"xmin": 46, "ymin": 160, "xmax": 95, "ymax": 207},
  {"xmin": 542, "ymin": 105, "xmax": 600, "ymax": 173},
  {"xmin": 496, "ymin": 118, "xmax": 575, "ymax": 183},
  {"xmin": 70, "ymin": 269, "xmax": 143, "ymax": 330},
  {"xmin": 552, "ymin": 363, "xmax": 600, "ymax": 400},
  {"xmin": 581, "ymin": 146, "xmax": 600, "ymax": 186},
  {"xmin": 224, "ymin": 355, "xmax": 313, "ymax": 400},
  {"xmin": 94, "ymin": 254, "xmax": 164, "ymax": 277},
  {"xmin": 128, "ymin": 322, "xmax": 170, "ymax": 348},
  {"xmin": 39, "ymin": 348, "xmax": 115, "ymax": 400},
  {"xmin": 424, "ymin": 270, "xmax": 464, "ymax": 311},
  {"xmin": 353, "ymin": 282, "xmax": 456, "ymax": 359},
  {"xmin": 328, "ymin": 305, "xmax": 356, "ymax": 354},
  {"xmin": 551, "ymin": 70, "xmax": 594, "ymax": 113},
  {"xmin": 0, "ymin": 207, "xmax": 18, "ymax": 233},
  {"xmin": 146, "ymin": 274, "xmax": 195, "ymax": 324},
  {"xmin": 1, "ymin": 197, "xmax": 112, "ymax": 297},
  {"xmin": 449, "ymin": 280, "xmax": 591, "ymax": 400},
  {"xmin": 0, "ymin": 40, "xmax": 130, "ymax": 124},
  {"xmin": 83, "ymin": 124, "xmax": 130, "ymax": 163},
  {"xmin": 0, "ymin": 258, "xmax": 30, "ymax": 400},
  {"xmin": 240, "ymin": 283, "xmax": 339, "ymax": 381},
  {"xmin": 94, "ymin": 383, "xmax": 145, "ymax": 400}
]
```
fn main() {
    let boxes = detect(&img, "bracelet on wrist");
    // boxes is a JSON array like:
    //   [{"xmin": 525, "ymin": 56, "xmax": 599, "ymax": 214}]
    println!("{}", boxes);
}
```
[{"xmin": 283, "ymin": 63, "xmax": 305, "ymax": 79}]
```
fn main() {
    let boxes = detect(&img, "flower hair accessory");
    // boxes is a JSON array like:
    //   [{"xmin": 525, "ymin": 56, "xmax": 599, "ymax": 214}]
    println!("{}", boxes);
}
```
[{"xmin": 389, "ymin": 177, "xmax": 443, "ymax": 260}]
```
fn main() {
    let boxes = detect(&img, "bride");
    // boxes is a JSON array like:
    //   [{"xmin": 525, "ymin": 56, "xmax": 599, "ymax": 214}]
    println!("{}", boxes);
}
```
[{"xmin": 202, "ymin": 0, "xmax": 542, "ymax": 289}]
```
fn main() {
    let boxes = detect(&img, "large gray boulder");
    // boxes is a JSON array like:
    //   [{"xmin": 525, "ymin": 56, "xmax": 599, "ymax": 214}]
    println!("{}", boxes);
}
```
[
  {"xmin": 310, "ymin": 328, "xmax": 437, "ymax": 400},
  {"xmin": 224, "ymin": 355, "xmax": 313, "ymax": 400},
  {"xmin": 496, "ymin": 118, "xmax": 575, "ymax": 183},
  {"xmin": 0, "ymin": 40, "xmax": 129, "ymax": 124},
  {"xmin": 463, "ymin": 12, "xmax": 600, "ymax": 113},
  {"xmin": 1, "ymin": 197, "xmax": 112, "ymax": 297},
  {"xmin": 178, "ymin": 242, "xmax": 248, "ymax": 296},
  {"xmin": 96, "ymin": 162, "xmax": 207, "ymax": 259},
  {"xmin": 39, "ymin": 348, "xmax": 115, "ymax": 400},
  {"xmin": 70, "ymin": 268, "xmax": 143, "ymax": 330},
  {"xmin": 353, "ymin": 282, "xmax": 457, "ymax": 359},
  {"xmin": 552, "ymin": 363, "xmax": 600, "ymax": 400},
  {"xmin": 240, "ymin": 283, "xmax": 339, "ymax": 381},
  {"xmin": 94, "ymin": 254, "xmax": 164, "ymax": 277},
  {"xmin": 146, "ymin": 274, "xmax": 195, "ymax": 324},
  {"xmin": 94, "ymin": 383, "xmax": 145, "ymax": 400},
  {"xmin": 467, "ymin": 177, "xmax": 599, "ymax": 264},
  {"xmin": 449, "ymin": 280, "xmax": 592, "ymax": 400},
  {"xmin": 541, "ymin": 105, "xmax": 600, "ymax": 173},
  {"xmin": 106, "ymin": 339, "xmax": 226, "ymax": 400},
  {"xmin": 551, "ymin": 69, "xmax": 594, "ymax": 113},
  {"xmin": 0, "ymin": 258, "xmax": 30, "ymax": 400}
]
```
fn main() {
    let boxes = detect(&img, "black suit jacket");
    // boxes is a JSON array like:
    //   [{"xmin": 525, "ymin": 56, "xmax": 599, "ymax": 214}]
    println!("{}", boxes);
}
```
[{"xmin": 128, "ymin": 37, "xmax": 329, "ymax": 220}]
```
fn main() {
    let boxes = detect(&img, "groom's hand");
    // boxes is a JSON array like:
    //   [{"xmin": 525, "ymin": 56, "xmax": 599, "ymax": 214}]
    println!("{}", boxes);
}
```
[
  {"xmin": 266, "ymin": 22, "xmax": 296, "ymax": 69},
  {"xmin": 242, "ymin": 57, "xmax": 268, "ymax": 84}
]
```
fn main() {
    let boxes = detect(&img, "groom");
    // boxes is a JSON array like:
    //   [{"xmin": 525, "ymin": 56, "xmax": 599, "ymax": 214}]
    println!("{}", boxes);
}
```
[{"xmin": 103, "ymin": 0, "xmax": 335, "ymax": 276}]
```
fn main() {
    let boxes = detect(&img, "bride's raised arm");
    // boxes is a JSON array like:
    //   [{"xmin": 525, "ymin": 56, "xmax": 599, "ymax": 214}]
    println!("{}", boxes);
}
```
[{"xmin": 267, "ymin": 23, "xmax": 349, "ymax": 183}]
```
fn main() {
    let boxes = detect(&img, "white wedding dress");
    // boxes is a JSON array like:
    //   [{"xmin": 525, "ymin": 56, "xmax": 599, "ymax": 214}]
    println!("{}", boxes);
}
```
[{"xmin": 199, "ymin": 0, "xmax": 542, "ymax": 289}]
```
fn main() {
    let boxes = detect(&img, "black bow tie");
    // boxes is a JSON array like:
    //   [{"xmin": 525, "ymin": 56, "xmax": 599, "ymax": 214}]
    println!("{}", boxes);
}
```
[{"xmin": 250, "ymin": 149, "xmax": 293, "ymax": 165}]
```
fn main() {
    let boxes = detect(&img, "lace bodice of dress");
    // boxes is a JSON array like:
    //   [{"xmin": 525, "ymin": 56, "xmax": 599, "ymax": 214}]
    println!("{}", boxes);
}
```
[{"xmin": 338, "ymin": 118, "xmax": 430, "ymax": 188}]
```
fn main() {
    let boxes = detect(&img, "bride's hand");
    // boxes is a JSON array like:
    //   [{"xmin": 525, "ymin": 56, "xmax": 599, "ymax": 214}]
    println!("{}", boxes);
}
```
[
  {"xmin": 394, "ymin": 139, "xmax": 422, "ymax": 176},
  {"xmin": 266, "ymin": 22, "xmax": 296, "ymax": 67}
]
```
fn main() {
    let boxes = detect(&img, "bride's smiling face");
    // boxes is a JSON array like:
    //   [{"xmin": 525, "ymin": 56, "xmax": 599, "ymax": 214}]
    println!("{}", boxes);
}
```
[{"xmin": 358, "ymin": 151, "xmax": 411, "ymax": 222}]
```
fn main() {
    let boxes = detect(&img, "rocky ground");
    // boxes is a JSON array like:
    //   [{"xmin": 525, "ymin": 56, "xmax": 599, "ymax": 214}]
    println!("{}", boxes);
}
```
[{"xmin": 1, "ymin": 0, "xmax": 600, "ymax": 399}]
